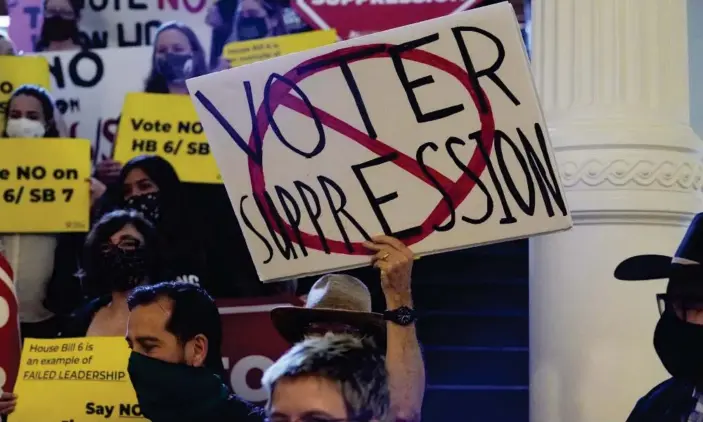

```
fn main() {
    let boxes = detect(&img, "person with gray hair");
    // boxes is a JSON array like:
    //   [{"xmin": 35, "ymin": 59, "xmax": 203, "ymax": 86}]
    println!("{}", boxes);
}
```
[
  {"xmin": 271, "ymin": 235, "xmax": 424, "ymax": 422},
  {"xmin": 262, "ymin": 333, "xmax": 390, "ymax": 422}
]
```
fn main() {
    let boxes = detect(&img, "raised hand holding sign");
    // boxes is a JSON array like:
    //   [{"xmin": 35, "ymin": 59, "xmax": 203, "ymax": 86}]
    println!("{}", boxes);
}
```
[{"xmin": 187, "ymin": 3, "xmax": 572, "ymax": 282}]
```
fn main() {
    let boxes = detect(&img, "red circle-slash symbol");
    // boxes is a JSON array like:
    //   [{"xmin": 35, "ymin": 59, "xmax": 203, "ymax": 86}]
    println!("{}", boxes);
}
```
[{"xmin": 249, "ymin": 44, "xmax": 496, "ymax": 255}]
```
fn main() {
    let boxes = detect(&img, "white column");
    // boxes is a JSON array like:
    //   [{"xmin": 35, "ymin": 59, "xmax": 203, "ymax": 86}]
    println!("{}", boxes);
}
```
[{"xmin": 529, "ymin": 1, "xmax": 703, "ymax": 422}]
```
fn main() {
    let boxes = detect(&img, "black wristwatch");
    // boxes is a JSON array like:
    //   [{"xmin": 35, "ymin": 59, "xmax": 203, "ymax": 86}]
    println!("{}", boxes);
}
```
[{"xmin": 383, "ymin": 306, "xmax": 417, "ymax": 326}]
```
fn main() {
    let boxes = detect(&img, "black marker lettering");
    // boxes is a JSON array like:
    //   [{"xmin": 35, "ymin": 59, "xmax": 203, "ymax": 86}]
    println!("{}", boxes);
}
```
[
  {"xmin": 446, "ymin": 136, "xmax": 493, "ymax": 224},
  {"xmin": 194, "ymin": 83, "xmax": 263, "ymax": 165},
  {"xmin": 468, "ymin": 130, "xmax": 517, "ymax": 224},
  {"xmin": 297, "ymin": 45, "xmax": 385, "ymax": 139},
  {"xmin": 264, "ymin": 73, "xmax": 325, "ymax": 159},
  {"xmin": 239, "ymin": 195, "xmax": 273, "ymax": 264},
  {"xmin": 275, "ymin": 185, "xmax": 308, "ymax": 257},
  {"xmin": 254, "ymin": 193, "xmax": 297, "ymax": 260},
  {"xmin": 416, "ymin": 142, "xmax": 455, "ymax": 232},
  {"xmin": 495, "ymin": 130, "xmax": 535, "ymax": 215},
  {"xmin": 351, "ymin": 153, "xmax": 422, "ymax": 239},
  {"xmin": 318, "ymin": 175, "xmax": 371, "ymax": 253},
  {"xmin": 388, "ymin": 34, "xmax": 465, "ymax": 123},
  {"xmin": 294, "ymin": 181, "xmax": 331, "ymax": 254},
  {"xmin": 518, "ymin": 123, "xmax": 568, "ymax": 217},
  {"xmin": 452, "ymin": 27, "xmax": 520, "ymax": 113}
]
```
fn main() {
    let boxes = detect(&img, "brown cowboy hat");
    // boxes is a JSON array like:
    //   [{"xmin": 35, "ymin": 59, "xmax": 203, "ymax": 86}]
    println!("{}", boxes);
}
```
[{"xmin": 271, "ymin": 273, "xmax": 386, "ymax": 345}]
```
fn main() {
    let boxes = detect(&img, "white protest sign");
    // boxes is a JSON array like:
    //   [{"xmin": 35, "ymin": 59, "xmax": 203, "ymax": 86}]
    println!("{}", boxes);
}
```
[
  {"xmin": 79, "ymin": 0, "xmax": 212, "ymax": 52},
  {"xmin": 187, "ymin": 2, "xmax": 573, "ymax": 282},
  {"xmin": 35, "ymin": 46, "xmax": 152, "ymax": 161}
]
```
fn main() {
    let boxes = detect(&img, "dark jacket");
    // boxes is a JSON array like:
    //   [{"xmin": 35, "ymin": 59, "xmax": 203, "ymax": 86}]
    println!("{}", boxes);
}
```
[
  {"xmin": 43, "ymin": 232, "xmax": 87, "ymax": 317},
  {"xmin": 627, "ymin": 378, "xmax": 697, "ymax": 422},
  {"xmin": 58, "ymin": 296, "xmax": 110, "ymax": 338}
]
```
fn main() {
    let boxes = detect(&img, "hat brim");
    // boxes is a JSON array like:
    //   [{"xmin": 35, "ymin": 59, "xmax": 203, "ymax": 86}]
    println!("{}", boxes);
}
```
[
  {"xmin": 271, "ymin": 306, "xmax": 386, "ymax": 345},
  {"xmin": 614, "ymin": 254, "xmax": 673, "ymax": 281}
]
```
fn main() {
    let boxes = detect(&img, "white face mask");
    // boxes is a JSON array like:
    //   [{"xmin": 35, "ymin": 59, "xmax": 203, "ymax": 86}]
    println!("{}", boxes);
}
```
[{"xmin": 5, "ymin": 117, "xmax": 46, "ymax": 138}]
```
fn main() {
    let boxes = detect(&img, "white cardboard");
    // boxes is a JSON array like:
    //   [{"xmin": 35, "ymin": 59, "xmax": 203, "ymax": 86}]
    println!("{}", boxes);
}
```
[
  {"xmin": 35, "ymin": 46, "xmax": 152, "ymax": 162},
  {"xmin": 187, "ymin": 3, "xmax": 573, "ymax": 282}
]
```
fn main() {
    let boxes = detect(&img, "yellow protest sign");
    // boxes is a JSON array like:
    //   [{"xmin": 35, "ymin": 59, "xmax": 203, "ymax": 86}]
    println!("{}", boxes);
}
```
[
  {"xmin": 223, "ymin": 29, "xmax": 338, "ymax": 67},
  {"xmin": 10, "ymin": 337, "xmax": 146, "ymax": 422},
  {"xmin": 0, "ymin": 138, "xmax": 90, "ymax": 233},
  {"xmin": 113, "ymin": 93, "xmax": 221, "ymax": 184},
  {"xmin": 0, "ymin": 56, "xmax": 51, "ymax": 134}
]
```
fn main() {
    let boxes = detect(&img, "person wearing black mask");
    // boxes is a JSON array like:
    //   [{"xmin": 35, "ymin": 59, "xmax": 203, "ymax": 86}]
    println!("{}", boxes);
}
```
[
  {"xmin": 227, "ymin": 0, "xmax": 287, "ymax": 44},
  {"xmin": 34, "ymin": 0, "xmax": 85, "ymax": 52},
  {"xmin": 126, "ymin": 281, "xmax": 263, "ymax": 422},
  {"xmin": 0, "ymin": 209, "xmax": 159, "ymax": 417},
  {"xmin": 615, "ymin": 212, "xmax": 703, "ymax": 421},
  {"xmin": 96, "ymin": 155, "xmax": 209, "ymax": 289},
  {"xmin": 60, "ymin": 209, "xmax": 160, "ymax": 337},
  {"xmin": 143, "ymin": 21, "xmax": 209, "ymax": 95}
]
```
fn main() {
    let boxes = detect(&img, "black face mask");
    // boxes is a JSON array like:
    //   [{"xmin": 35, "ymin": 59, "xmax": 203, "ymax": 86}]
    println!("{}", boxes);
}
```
[
  {"xmin": 124, "ymin": 193, "xmax": 161, "ymax": 225},
  {"xmin": 43, "ymin": 16, "xmax": 78, "ymax": 42},
  {"xmin": 98, "ymin": 245, "xmax": 148, "ymax": 292},
  {"xmin": 127, "ymin": 352, "xmax": 230, "ymax": 422},
  {"xmin": 156, "ymin": 53, "xmax": 193, "ymax": 84},
  {"xmin": 236, "ymin": 16, "xmax": 269, "ymax": 41},
  {"xmin": 654, "ymin": 310, "xmax": 703, "ymax": 382}
]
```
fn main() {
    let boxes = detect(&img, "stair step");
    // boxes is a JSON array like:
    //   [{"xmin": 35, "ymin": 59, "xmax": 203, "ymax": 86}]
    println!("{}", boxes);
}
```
[
  {"xmin": 422, "ymin": 388, "xmax": 528, "ymax": 421},
  {"xmin": 415, "ymin": 283, "xmax": 528, "ymax": 312},
  {"xmin": 424, "ymin": 348, "xmax": 528, "ymax": 386},
  {"xmin": 417, "ymin": 314, "xmax": 528, "ymax": 347}
]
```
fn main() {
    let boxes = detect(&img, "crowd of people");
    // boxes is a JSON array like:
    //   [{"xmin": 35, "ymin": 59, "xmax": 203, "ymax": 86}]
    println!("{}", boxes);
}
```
[
  {"xmin": 0, "ymin": 0, "xmax": 426, "ymax": 420},
  {"xmin": 5, "ymin": 0, "xmax": 703, "ymax": 421}
]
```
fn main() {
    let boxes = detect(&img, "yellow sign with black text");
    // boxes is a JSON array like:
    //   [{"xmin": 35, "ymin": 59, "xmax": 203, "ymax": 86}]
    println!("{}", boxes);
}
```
[
  {"xmin": 0, "ymin": 56, "xmax": 51, "ymax": 134},
  {"xmin": 0, "ymin": 138, "xmax": 90, "ymax": 233},
  {"xmin": 223, "ymin": 29, "xmax": 338, "ymax": 67},
  {"xmin": 113, "ymin": 93, "xmax": 221, "ymax": 184},
  {"xmin": 10, "ymin": 337, "xmax": 147, "ymax": 422}
]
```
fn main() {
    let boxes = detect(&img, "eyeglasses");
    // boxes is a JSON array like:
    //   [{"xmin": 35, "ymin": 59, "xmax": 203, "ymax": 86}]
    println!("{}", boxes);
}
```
[{"xmin": 656, "ymin": 293, "xmax": 703, "ymax": 315}]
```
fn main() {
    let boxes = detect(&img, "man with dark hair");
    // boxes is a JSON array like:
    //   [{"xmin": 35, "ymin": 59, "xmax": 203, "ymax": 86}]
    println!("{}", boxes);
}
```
[
  {"xmin": 263, "ymin": 333, "xmax": 390, "ymax": 422},
  {"xmin": 125, "ymin": 281, "xmax": 263, "ymax": 422}
]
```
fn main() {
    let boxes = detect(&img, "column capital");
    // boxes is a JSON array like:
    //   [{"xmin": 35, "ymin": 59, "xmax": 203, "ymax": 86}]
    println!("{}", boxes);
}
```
[{"xmin": 531, "ymin": 0, "xmax": 703, "ymax": 220}]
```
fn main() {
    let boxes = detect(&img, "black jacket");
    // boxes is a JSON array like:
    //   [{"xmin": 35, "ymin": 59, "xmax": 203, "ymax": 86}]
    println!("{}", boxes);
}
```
[{"xmin": 627, "ymin": 378, "xmax": 697, "ymax": 422}]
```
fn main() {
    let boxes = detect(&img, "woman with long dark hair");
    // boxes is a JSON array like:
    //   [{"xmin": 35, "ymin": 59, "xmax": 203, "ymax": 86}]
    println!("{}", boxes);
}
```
[
  {"xmin": 143, "ymin": 21, "xmax": 209, "ymax": 95},
  {"xmin": 63, "ymin": 209, "xmax": 161, "ymax": 337},
  {"xmin": 98, "ymin": 155, "xmax": 208, "ymax": 287},
  {"xmin": 34, "ymin": 0, "xmax": 86, "ymax": 52}
]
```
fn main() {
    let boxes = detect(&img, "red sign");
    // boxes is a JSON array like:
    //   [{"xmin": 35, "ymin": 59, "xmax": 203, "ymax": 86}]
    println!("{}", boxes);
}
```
[
  {"xmin": 293, "ymin": 0, "xmax": 484, "ymax": 40},
  {"xmin": 216, "ymin": 295, "xmax": 303, "ymax": 404},
  {"xmin": 0, "ymin": 253, "xmax": 20, "ymax": 393}
]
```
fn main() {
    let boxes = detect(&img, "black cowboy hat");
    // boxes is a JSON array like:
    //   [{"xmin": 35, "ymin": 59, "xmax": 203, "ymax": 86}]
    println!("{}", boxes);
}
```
[{"xmin": 615, "ymin": 213, "xmax": 703, "ymax": 281}]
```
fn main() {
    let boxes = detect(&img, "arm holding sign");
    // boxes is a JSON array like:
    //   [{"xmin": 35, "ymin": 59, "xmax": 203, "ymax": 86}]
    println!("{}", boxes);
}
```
[{"xmin": 365, "ymin": 236, "xmax": 425, "ymax": 422}]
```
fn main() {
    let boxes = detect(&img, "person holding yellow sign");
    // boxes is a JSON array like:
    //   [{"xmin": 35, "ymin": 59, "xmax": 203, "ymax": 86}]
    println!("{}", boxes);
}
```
[{"xmin": 0, "ymin": 85, "xmax": 91, "ymax": 340}]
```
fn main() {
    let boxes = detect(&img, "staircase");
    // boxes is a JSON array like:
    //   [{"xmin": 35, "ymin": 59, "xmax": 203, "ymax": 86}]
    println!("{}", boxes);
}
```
[
  {"xmin": 338, "ymin": 239, "xmax": 529, "ymax": 421},
  {"xmin": 414, "ymin": 240, "xmax": 529, "ymax": 421}
]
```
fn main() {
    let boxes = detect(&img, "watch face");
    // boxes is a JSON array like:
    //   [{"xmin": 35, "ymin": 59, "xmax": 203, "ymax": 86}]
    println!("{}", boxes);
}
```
[{"xmin": 396, "ymin": 307, "xmax": 414, "ymax": 324}]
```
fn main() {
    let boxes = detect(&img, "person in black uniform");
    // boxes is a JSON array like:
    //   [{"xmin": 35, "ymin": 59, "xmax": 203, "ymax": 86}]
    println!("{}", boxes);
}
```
[{"xmin": 615, "ymin": 213, "xmax": 703, "ymax": 422}]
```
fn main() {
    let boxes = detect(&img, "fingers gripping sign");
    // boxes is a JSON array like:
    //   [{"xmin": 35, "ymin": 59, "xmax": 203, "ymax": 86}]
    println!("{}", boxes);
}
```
[{"xmin": 364, "ymin": 235, "xmax": 413, "ymax": 295}]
